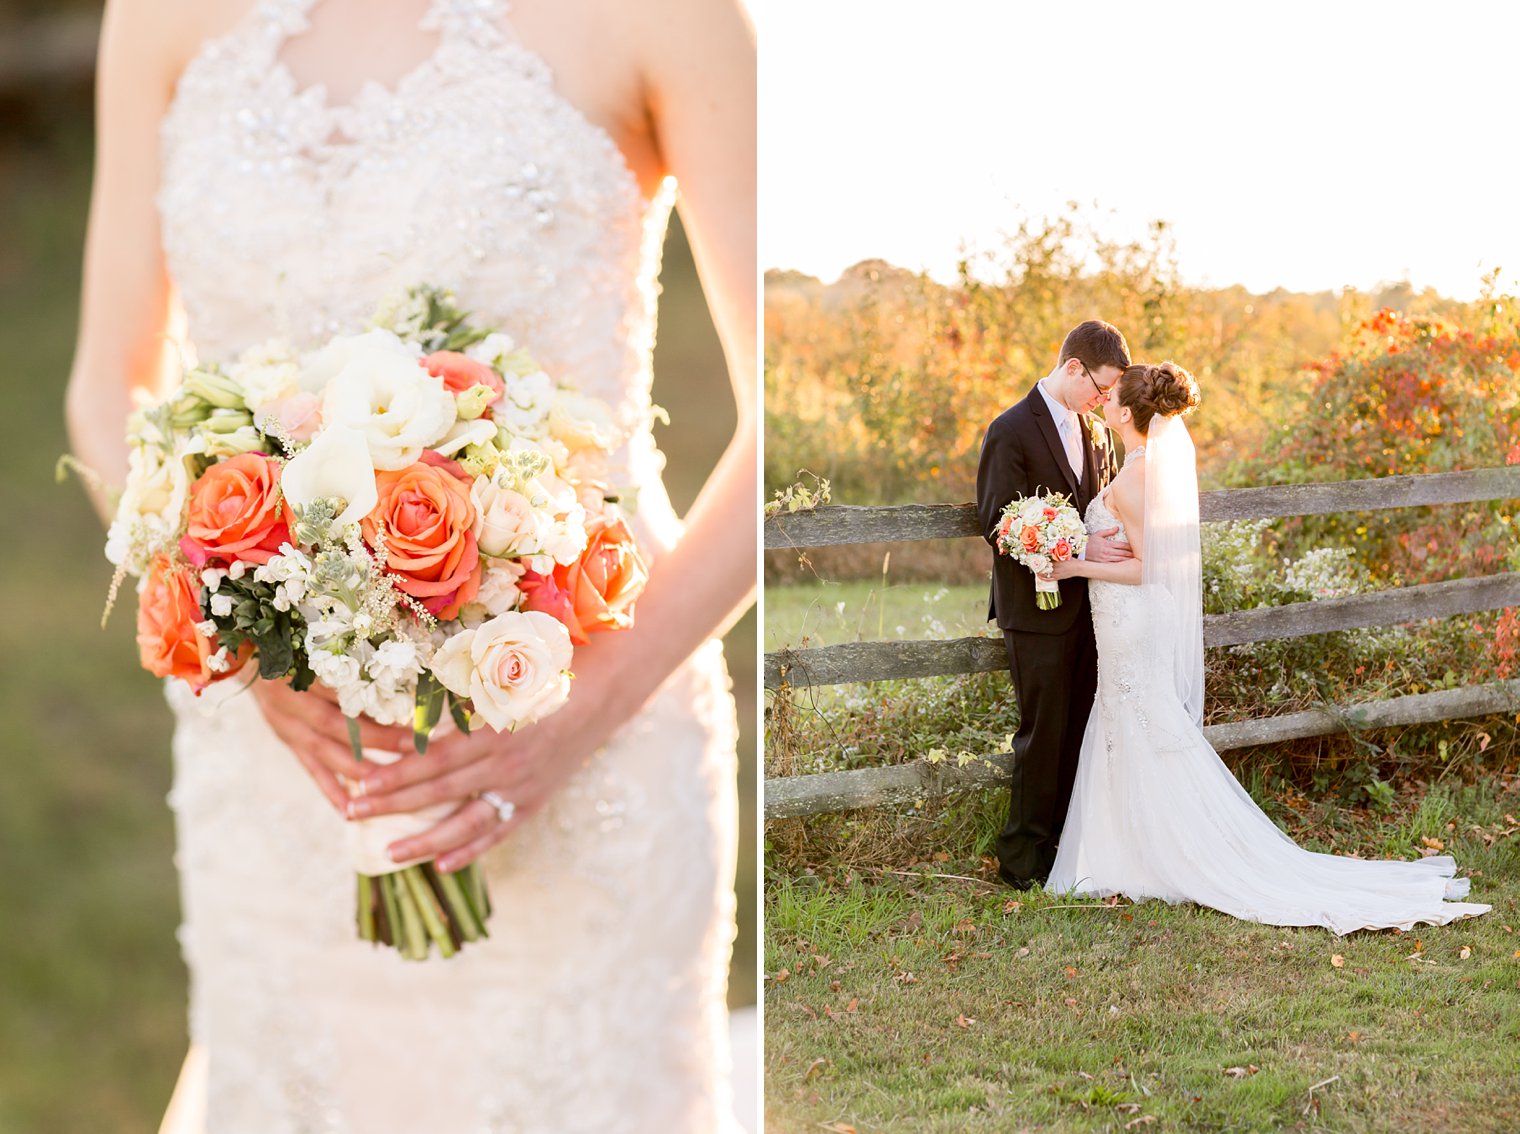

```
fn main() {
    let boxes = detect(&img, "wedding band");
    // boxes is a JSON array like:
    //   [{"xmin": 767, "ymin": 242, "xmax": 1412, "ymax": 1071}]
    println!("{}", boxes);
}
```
[{"xmin": 479, "ymin": 790, "xmax": 517, "ymax": 823}]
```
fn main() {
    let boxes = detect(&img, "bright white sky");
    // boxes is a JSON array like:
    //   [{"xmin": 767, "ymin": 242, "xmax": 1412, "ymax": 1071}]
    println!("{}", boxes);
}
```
[{"xmin": 757, "ymin": 1, "xmax": 1520, "ymax": 300}]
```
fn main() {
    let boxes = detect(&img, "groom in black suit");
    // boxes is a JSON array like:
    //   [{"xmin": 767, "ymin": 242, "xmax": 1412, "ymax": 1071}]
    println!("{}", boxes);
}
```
[{"xmin": 975, "ymin": 320, "xmax": 1132, "ymax": 889}]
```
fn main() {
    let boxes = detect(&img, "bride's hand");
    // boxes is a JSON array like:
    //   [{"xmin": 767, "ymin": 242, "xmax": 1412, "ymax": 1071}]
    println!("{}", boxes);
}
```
[
  {"xmin": 1046, "ymin": 558, "xmax": 1085, "ymax": 582},
  {"xmin": 250, "ymin": 678, "xmax": 414, "ymax": 815},
  {"xmin": 344, "ymin": 668, "xmax": 629, "ymax": 871},
  {"xmin": 1085, "ymin": 528, "xmax": 1133, "ymax": 563}
]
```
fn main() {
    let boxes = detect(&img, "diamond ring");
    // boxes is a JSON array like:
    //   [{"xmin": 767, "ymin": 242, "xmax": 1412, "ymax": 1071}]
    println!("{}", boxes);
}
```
[{"xmin": 479, "ymin": 790, "xmax": 517, "ymax": 824}]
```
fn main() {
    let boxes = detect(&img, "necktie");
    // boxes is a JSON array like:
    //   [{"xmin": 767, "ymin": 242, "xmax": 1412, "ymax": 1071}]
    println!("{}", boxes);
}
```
[{"xmin": 1063, "ymin": 412, "xmax": 1083, "ymax": 483}]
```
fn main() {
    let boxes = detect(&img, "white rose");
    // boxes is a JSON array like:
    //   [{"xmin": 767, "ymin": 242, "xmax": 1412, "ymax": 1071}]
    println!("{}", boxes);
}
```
[
  {"xmin": 470, "ymin": 475, "xmax": 543, "ymax": 558},
  {"xmin": 280, "ymin": 425, "xmax": 378, "ymax": 528},
  {"xmin": 430, "ymin": 611, "xmax": 573, "ymax": 732},
  {"xmin": 320, "ymin": 341, "xmax": 457, "ymax": 470},
  {"xmin": 476, "ymin": 561, "xmax": 527, "ymax": 615}
]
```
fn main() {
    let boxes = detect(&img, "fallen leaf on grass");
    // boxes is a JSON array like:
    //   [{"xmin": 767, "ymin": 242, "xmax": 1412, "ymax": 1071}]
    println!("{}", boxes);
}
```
[
  {"xmin": 1347, "ymin": 1031, "xmax": 1361, "ymax": 1043},
  {"xmin": 775, "ymin": 968, "xmax": 791, "ymax": 983},
  {"xmin": 1512, "ymin": 949, "xmax": 1520, "ymax": 960},
  {"xmin": 1065, "ymin": 965, "xmax": 1080, "ymax": 979},
  {"xmin": 955, "ymin": 1014, "xmax": 976, "ymax": 1028},
  {"xmin": 1064, "ymin": 997, "xmax": 1079, "ymax": 1008},
  {"xmin": 1223, "ymin": 1065, "xmax": 1260, "ymax": 1078},
  {"xmin": 804, "ymin": 1057, "xmax": 828, "ymax": 1081},
  {"xmin": 954, "ymin": 918, "xmax": 977, "ymax": 934},
  {"xmin": 846, "ymin": 998, "xmax": 858, "ymax": 1013},
  {"xmin": 1125, "ymin": 1117, "xmax": 1156, "ymax": 1129},
  {"xmin": 895, "ymin": 971, "xmax": 918, "ymax": 985},
  {"xmin": 1331, "ymin": 954, "xmax": 1345, "ymax": 968},
  {"xmin": 1460, "ymin": 945, "xmax": 1472, "ymax": 959},
  {"xmin": 1016, "ymin": 947, "xmax": 1031, "ymax": 958},
  {"xmin": 822, "ymin": 1125, "xmax": 857, "ymax": 1134},
  {"xmin": 1004, "ymin": 899, "xmax": 1022, "ymax": 913},
  {"xmin": 1421, "ymin": 836, "xmax": 1445, "ymax": 851}
]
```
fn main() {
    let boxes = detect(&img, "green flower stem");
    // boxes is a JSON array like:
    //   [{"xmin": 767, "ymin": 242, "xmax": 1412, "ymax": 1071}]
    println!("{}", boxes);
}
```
[
  {"xmin": 465, "ymin": 861, "xmax": 492, "ymax": 921},
  {"xmin": 356, "ymin": 874, "xmax": 376, "ymax": 942},
  {"xmin": 393, "ymin": 873, "xmax": 429, "ymax": 961},
  {"xmin": 402, "ymin": 865, "xmax": 457, "ymax": 959},
  {"xmin": 436, "ymin": 868, "xmax": 484, "ymax": 942},
  {"xmin": 378, "ymin": 873, "xmax": 402, "ymax": 948}
]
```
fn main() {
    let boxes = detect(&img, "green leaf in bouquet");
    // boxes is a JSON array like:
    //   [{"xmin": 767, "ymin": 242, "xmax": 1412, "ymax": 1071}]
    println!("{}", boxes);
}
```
[
  {"xmin": 256, "ymin": 637, "xmax": 294, "ymax": 681},
  {"xmin": 413, "ymin": 671, "xmax": 446, "ymax": 754},
  {"xmin": 447, "ymin": 694, "xmax": 473, "ymax": 736}
]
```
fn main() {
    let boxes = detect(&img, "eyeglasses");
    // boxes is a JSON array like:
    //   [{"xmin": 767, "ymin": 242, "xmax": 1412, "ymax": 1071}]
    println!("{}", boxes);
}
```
[{"xmin": 1080, "ymin": 363, "xmax": 1114, "ymax": 399}]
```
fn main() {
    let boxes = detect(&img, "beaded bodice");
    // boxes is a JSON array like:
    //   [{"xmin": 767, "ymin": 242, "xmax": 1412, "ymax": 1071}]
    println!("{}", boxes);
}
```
[{"xmin": 158, "ymin": 0, "xmax": 672, "ymax": 448}]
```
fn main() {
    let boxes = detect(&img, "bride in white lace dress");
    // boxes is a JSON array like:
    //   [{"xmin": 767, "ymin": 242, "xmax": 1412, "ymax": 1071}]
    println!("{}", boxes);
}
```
[
  {"xmin": 1043, "ymin": 363, "xmax": 1489, "ymax": 935},
  {"xmin": 65, "ymin": 0, "xmax": 755, "ymax": 1130}
]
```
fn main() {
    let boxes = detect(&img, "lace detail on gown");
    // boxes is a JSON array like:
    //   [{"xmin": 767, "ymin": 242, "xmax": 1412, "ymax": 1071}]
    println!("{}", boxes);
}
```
[
  {"xmin": 156, "ymin": 2, "xmax": 738, "ymax": 1130},
  {"xmin": 1046, "ymin": 495, "xmax": 1488, "ymax": 935}
]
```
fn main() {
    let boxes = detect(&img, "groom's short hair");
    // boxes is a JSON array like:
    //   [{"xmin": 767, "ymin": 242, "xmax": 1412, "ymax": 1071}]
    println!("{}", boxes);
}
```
[{"xmin": 1058, "ymin": 320, "xmax": 1131, "ymax": 373}]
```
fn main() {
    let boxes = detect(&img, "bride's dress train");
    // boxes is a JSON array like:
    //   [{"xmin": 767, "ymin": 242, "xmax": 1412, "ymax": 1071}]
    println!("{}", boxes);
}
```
[
  {"xmin": 1047, "ymin": 494, "xmax": 1489, "ymax": 935},
  {"xmin": 153, "ymin": 0, "xmax": 741, "ymax": 1129}
]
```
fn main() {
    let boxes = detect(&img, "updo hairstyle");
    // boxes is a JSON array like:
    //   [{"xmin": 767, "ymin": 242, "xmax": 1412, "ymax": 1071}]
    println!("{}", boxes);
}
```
[{"xmin": 1116, "ymin": 361, "xmax": 1200, "ymax": 436}]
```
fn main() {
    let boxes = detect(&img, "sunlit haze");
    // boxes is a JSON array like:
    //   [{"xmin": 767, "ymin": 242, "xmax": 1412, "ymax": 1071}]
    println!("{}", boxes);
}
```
[{"xmin": 758, "ymin": 1, "xmax": 1520, "ymax": 300}]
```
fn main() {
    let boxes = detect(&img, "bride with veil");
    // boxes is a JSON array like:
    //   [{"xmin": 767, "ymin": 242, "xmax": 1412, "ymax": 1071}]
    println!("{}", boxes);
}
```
[{"xmin": 1044, "ymin": 362, "xmax": 1489, "ymax": 934}]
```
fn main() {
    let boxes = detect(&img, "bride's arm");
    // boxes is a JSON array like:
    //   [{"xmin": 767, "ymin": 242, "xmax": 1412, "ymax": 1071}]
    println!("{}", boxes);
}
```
[
  {"xmin": 1050, "ymin": 473, "xmax": 1146, "ymax": 586},
  {"xmin": 67, "ymin": 1, "xmax": 382, "ymax": 809},
  {"xmin": 349, "ymin": 0, "xmax": 757, "ymax": 869},
  {"xmin": 65, "ymin": 1, "xmax": 186, "ymax": 521}
]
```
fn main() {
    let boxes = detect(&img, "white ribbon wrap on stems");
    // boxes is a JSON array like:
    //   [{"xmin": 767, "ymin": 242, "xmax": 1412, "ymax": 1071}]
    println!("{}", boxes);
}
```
[{"xmin": 344, "ymin": 747, "xmax": 456, "ymax": 876}]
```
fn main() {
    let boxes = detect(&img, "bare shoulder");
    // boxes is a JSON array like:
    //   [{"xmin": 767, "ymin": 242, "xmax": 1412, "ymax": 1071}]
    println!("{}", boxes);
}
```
[
  {"xmin": 1109, "ymin": 459, "xmax": 1146, "ymax": 523},
  {"xmin": 101, "ymin": 0, "xmax": 255, "ymax": 88},
  {"xmin": 621, "ymin": 0, "xmax": 753, "ymax": 81}
]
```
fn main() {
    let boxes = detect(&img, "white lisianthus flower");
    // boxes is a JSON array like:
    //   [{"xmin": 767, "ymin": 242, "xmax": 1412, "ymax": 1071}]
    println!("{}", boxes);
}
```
[
  {"xmin": 548, "ymin": 389, "xmax": 618, "ymax": 453},
  {"xmin": 280, "ymin": 425, "xmax": 379, "ymax": 528},
  {"xmin": 430, "ymin": 611, "xmax": 573, "ymax": 731},
  {"xmin": 319, "ymin": 338, "xmax": 457, "ymax": 470},
  {"xmin": 298, "ymin": 329, "xmax": 419, "ymax": 392},
  {"xmin": 434, "ymin": 416, "xmax": 499, "ymax": 458},
  {"xmin": 470, "ymin": 473, "xmax": 543, "ymax": 558}
]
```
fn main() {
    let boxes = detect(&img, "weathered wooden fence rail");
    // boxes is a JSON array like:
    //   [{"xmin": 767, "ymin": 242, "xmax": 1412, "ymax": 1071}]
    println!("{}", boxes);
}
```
[{"xmin": 764, "ymin": 467, "xmax": 1520, "ymax": 821}]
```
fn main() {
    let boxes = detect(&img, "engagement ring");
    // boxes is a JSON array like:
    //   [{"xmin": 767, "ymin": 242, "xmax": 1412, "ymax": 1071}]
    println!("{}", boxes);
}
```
[{"xmin": 479, "ymin": 790, "xmax": 517, "ymax": 823}]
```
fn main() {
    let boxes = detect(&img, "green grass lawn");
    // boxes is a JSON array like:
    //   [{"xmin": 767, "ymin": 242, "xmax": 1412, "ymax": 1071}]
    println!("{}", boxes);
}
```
[
  {"xmin": 765, "ymin": 580, "xmax": 990, "ymax": 653},
  {"xmin": 0, "ymin": 112, "xmax": 755, "ymax": 1132},
  {"xmin": 764, "ymin": 779, "xmax": 1520, "ymax": 1133}
]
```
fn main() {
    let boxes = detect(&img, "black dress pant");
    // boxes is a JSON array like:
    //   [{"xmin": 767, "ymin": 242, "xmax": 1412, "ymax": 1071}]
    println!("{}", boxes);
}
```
[{"xmin": 995, "ymin": 613, "xmax": 1099, "ymax": 886}]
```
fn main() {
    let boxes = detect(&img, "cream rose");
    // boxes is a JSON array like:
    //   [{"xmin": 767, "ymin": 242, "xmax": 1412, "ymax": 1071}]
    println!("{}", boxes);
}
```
[
  {"xmin": 547, "ymin": 389, "xmax": 618, "ymax": 453},
  {"xmin": 429, "ymin": 610, "xmax": 573, "ymax": 731},
  {"xmin": 280, "ymin": 425, "xmax": 378, "ymax": 528},
  {"xmin": 470, "ymin": 474, "xmax": 544, "ymax": 558}
]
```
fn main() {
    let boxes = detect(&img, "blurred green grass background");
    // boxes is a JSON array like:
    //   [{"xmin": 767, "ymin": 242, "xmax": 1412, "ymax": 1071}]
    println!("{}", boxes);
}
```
[{"xmin": 0, "ymin": 60, "xmax": 756, "ymax": 1134}]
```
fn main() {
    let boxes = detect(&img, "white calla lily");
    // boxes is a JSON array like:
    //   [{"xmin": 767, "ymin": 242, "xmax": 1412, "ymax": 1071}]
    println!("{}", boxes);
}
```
[{"xmin": 280, "ymin": 426, "xmax": 378, "ymax": 528}]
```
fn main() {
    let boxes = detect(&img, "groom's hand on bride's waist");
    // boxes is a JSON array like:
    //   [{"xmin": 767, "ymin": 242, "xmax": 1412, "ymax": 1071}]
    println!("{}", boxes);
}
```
[{"xmin": 1085, "ymin": 528, "xmax": 1133, "ymax": 564}]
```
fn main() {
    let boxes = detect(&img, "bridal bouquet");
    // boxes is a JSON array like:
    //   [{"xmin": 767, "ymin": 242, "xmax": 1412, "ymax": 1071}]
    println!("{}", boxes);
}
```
[
  {"xmin": 995, "ymin": 490, "xmax": 1087, "ymax": 609},
  {"xmin": 102, "ymin": 285, "xmax": 649, "ymax": 960}
]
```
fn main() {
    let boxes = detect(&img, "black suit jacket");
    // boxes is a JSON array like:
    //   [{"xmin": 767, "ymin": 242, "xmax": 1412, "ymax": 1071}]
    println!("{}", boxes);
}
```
[{"xmin": 975, "ymin": 383, "xmax": 1120, "ymax": 635}]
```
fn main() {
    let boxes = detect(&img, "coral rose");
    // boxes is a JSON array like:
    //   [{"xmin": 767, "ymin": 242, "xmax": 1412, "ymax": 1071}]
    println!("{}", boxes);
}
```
[
  {"xmin": 180, "ymin": 452, "xmax": 289, "ymax": 568},
  {"xmin": 136, "ymin": 556, "xmax": 250, "ymax": 692},
  {"xmin": 517, "ymin": 516, "xmax": 646, "ymax": 646},
  {"xmin": 423, "ymin": 351, "xmax": 505, "ymax": 404},
  {"xmin": 1019, "ymin": 525, "xmax": 1041, "ymax": 553},
  {"xmin": 1051, "ymin": 537, "xmax": 1072, "ymax": 562},
  {"xmin": 363, "ymin": 450, "xmax": 482, "ymax": 620},
  {"xmin": 557, "ymin": 516, "xmax": 647, "ymax": 645}
]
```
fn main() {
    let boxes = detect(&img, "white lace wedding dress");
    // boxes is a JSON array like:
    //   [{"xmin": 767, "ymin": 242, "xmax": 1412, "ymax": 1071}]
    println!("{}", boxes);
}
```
[
  {"xmin": 154, "ymin": 1, "xmax": 740, "ymax": 1130},
  {"xmin": 1046, "ymin": 493, "xmax": 1490, "ymax": 935}
]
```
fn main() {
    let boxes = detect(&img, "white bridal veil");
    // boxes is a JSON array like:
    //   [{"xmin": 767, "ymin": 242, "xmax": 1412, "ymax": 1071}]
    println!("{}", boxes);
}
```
[{"xmin": 1140, "ymin": 412, "xmax": 1205, "ymax": 725}]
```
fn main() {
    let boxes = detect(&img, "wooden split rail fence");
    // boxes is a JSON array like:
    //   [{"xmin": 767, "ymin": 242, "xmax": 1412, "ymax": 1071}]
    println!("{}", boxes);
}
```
[{"xmin": 763, "ymin": 467, "xmax": 1520, "ymax": 820}]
